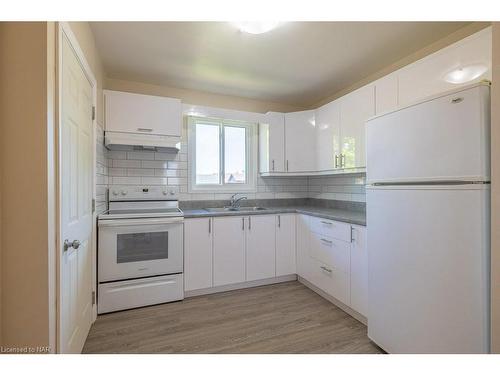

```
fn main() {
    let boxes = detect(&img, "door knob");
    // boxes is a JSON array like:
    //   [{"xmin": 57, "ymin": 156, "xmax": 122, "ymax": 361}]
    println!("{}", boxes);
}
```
[{"xmin": 64, "ymin": 239, "xmax": 81, "ymax": 251}]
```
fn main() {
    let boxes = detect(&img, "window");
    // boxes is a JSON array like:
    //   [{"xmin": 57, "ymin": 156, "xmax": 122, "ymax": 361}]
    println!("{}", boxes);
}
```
[{"xmin": 189, "ymin": 116, "xmax": 255, "ymax": 191}]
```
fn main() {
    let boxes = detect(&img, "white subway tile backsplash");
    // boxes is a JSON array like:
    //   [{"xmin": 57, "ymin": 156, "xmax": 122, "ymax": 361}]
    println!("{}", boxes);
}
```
[
  {"xmin": 141, "ymin": 177, "xmax": 168, "ymax": 185},
  {"xmin": 109, "ymin": 168, "xmax": 126, "ymax": 176},
  {"xmin": 127, "ymin": 168, "xmax": 155, "ymax": 177},
  {"xmin": 127, "ymin": 151, "xmax": 155, "ymax": 160},
  {"xmin": 113, "ymin": 159, "xmax": 141, "ymax": 168},
  {"xmin": 141, "ymin": 160, "xmax": 169, "ymax": 169},
  {"xmin": 108, "ymin": 151, "xmax": 127, "ymax": 160},
  {"xmin": 111, "ymin": 176, "xmax": 141, "ymax": 185},
  {"xmin": 154, "ymin": 152, "xmax": 178, "ymax": 161}
]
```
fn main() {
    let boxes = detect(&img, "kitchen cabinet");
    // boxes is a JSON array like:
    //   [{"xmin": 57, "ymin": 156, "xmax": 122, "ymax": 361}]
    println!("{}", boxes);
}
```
[
  {"xmin": 339, "ymin": 85, "xmax": 375, "ymax": 170},
  {"xmin": 104, "ymin": 89, "xmax": 182, "ymax": 136},
  {"xmin": 213, "ymin": 216, "xmax": 246, "ymax": 286},
  {"xmin": 374, "ymin": 74, "xmax": 399, "ymax": 115},
  {"xmin": 284, "ymin": 110, "xmax": 316, "ymax": 172},
  {"xmin": 350, "ymin": 225, "xmax": 368, "ymax": 317},
  {"xmin": 246, "ymin": 215, "xmax": 276, "ymax": 281},
  {"xmin": 296, "ymin": 214, "xmax": 311, "ymax": 279},
  {"xmin": 315, "ymin": 100, "xmax": 341, "ymax": 171},
  {"xmin": 184, "ymin": 218, "xmax": 213, "ymax": 292},
  {"xmin": 276, "ymin": 214, "xmax": 296, "ymax": 276},
  {"xmin": 398, "ymin": 27, "xmax": 491, "ymax": 107},
  {"xmin": 259, "ymin": 112, "xmax": 285, "ymax": 173}
]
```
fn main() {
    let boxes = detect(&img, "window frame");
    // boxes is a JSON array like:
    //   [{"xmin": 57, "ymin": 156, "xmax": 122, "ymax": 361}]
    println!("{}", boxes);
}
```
[{"xmin": 188, "ymin": 115, "xmax": 257, "ymax": 192}]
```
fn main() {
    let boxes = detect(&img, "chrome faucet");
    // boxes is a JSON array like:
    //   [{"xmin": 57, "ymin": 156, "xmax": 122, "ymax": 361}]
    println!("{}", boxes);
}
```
[{"xmin": 228, "ymin": 193, "xmax": 247, "ymax": 209}]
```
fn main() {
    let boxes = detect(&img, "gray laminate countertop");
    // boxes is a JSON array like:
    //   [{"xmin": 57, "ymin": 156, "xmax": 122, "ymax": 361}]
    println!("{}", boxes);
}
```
[{"xmin": 182, "ymin": 206, "xmax": 366, "ymax": 226}]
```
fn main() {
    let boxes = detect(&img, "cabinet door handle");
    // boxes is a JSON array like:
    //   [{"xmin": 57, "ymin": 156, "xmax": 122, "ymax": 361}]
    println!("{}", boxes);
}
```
[
  {"xmin": 341, "ymin": 154, "xmax": 345, "ymax": 168},
  {"xmin": 137, "ymin": 128, "xmax": 153, "ymax": 132},
  {"xmin": 334, "ymin": 154, "xmax": 338, "ymax": 168},
  {"xmin": 320, "ymin": 266, "xmax": 332, "ymax": 273},
  {"xmin": 320, "ymin": 220, "xmax": 332, "ymax": 225},
  {"xmin": 350, "ymin": 226, "xmax": 354, "ymax": 243},
  {"xmin": 208, "ymin": 218, "xmax": 211, "ymax": 234},
  {"xmin": 320, "ymin": 238, "xmax": 333, "ymax": 245},
  {"xmin": 242, "ymin": 217, "xmax": 245, "ymax": 230},
  {"xmin": 286, "ymin": 160, "xmax": 289, "ymax": 171},
  {"xmin": 248, "ymin": 216, "xmax": 251, "ymax": 230},
  {"xmin": 272, "ymin": 159, "xmax": 275, "ymax": 171},
  {"xmin": 278, "ymin": 215, "xmax": 281, "ymax": 228}
]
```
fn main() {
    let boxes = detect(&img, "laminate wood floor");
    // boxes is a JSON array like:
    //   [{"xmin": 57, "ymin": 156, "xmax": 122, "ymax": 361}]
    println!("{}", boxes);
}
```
[{"xmin": 83, "ymin": 281, "xmax": 383, "ymax": 354}]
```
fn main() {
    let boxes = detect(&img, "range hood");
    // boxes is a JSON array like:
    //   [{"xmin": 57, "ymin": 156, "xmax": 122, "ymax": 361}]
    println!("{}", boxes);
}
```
[{"xmin": 104, "ymin": 131, "xmax": 181, "ymax": 152}]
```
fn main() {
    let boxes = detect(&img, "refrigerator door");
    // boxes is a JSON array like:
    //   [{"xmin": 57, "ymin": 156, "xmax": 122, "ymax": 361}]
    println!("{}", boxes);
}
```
[
  {"xmin": 366, "ymin": 84, "xmax": 490, "ymax": 184},
  {"xmin": 367, "ymin": 184, "xmax": 490, "ymax": 353}
]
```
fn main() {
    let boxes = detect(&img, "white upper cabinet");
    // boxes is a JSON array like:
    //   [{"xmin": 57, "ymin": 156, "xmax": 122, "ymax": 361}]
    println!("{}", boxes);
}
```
[
  {"xmin": 374, "ymin": 74, "xmax": 399, "ymax": 115},
  {"xmin": 104, "ymin": 90, "xmax": 182, "ymax": 136},
  {"xmin": 398, "ymin": 27, "xmax": 491, "ymax": 107},
  {"xmin": 315, "ymin": 100, "xmax": 341, "ymax": 171},
  {"xmin": 284, "ymin": 110, "xmax": 316, "ymax": 172},
  {"xmin": 259, "ymin": 112, "xmax": 285, "ymax": 173},
  {"xmin": 339, "ymin": 85, "xmax": 375, "ymax": 170}
]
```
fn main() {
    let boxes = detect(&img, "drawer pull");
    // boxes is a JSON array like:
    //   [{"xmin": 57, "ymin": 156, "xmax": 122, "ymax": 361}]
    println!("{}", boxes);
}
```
[
  {"xmin": 320, "ymin": 238, "xmax": 333, "ymax": 245},
  {"xmin": 137, "ymin": 128, "xmax": 153, "ymax": 132},
  {"xmin": 320, "ymin": 221, "xmax": 332, "ymax": 225},
  {"xmin": 320, "ymin": 266, "xmax": 332, "ymax": 273}
]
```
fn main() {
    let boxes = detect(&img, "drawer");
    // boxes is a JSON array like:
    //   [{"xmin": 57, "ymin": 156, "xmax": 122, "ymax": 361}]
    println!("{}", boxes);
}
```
[
  {"xmin": 309, "ymin": 231, "xmax": 350, "ymax": 273},
  {"xmin": 308, "ymin": 257, "xmax": 350, "ymax": 306},
  {"xmin": 309, "ymin": 216, "xmax": 351, "ymax": 242},
  {"xmin": 98, "ymin": 274, "xmax": 184, "ymax": 314}
]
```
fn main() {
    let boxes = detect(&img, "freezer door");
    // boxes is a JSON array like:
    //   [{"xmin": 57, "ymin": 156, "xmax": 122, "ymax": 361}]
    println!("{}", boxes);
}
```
[
  {"xmin": 367, "ymin": 184, "xmax": 490, "ymax": 353},
  {"xmin": 366, "ymin": 84, "xmax": 490, "ymax": 184}
]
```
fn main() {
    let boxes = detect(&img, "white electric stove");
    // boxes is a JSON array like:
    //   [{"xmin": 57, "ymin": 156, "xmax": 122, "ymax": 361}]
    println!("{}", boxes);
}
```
[{"xmin": 97, "ymin": 186, "xmax": 184, "ymax": 314}]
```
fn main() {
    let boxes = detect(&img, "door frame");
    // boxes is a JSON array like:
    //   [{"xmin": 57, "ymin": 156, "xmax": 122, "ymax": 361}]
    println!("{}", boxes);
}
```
[{"xmin": 55, "ymin": 22, "xmax": 98, "ymax": 353}]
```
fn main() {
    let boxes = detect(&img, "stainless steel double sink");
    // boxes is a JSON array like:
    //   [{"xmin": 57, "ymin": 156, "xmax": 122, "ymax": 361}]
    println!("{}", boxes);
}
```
[{"xmin": 204, "ymin": 206, "xmax": 268, "ymax": 213}]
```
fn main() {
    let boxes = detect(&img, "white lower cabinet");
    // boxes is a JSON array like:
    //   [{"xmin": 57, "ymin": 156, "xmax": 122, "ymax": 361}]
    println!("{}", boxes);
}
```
[
  {"xmin": 184, "ymin": 218, "xmax": 213, "ymax": 292},
  {"xmin": 213, "ymin": 216, "xmax": 246, "ymax": 286},
  {"xmin": 350, "ymin": 225, "xmax": 368, "ymax": 316},
  {"xmin": 246, "ymin": 215, "xmax": 276, "ymax": 281},
  {"xmin": 296, "ymin": 214, "xmax": 368, "ymax": 317},
  {"xmin": 276, "ymin": 214, "xmax": 296, "ymax": 276},
  {"xmin": 184, "ymin": 213, "xmax": 368, "ymax": 320}
]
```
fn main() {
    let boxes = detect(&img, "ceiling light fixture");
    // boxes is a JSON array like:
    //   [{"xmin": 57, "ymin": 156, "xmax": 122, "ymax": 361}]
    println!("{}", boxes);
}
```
[
  {"xmin": 232, "ymin": 21, "xmax": 281, "ymax": 35},
  {"xmin": 443, "ymin": 64, "xmax": 488, "ymax": 84}
]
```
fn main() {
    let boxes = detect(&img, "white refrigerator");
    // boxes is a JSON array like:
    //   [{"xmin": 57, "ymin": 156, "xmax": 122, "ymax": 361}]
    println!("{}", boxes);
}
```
[{"xmin": 366, "ymin": 83, "xmax": 490, "ymax": 353}]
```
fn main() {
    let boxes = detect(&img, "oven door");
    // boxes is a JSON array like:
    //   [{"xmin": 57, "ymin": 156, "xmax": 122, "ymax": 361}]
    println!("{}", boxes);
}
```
[{"xmin": 98, "ymin": 217, "xmax": 183, "ymax": 282}]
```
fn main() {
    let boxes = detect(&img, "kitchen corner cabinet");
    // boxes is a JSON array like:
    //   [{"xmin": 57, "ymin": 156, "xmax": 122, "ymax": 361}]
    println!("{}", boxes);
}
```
[
  {"xmin": 104, "ymin": 89, "xmax": 182, "ymax": 136},
  {"xmin": 315, "ymin": 100, "xmax": 341, "ymax": 171},
  {"xmin": 374, "ymin": 74, "xmax": 399, "ymax": 115},
  {"xmin": 213, "ymin": 216, "xmax": 246, "ymax": 286},
  {"xmin": 339, "ymin": 85, "xmax": 375, "ymax": 169},
  {"xmin": 276, "ymin": 214, "xmax": 296, "ymax": 276},
  {"xmin": 350, "ymin": 224, "xmax": 368, "ymax": 316},
  {"xmin": 259, "ymin": 112, "xmax": 285, "ymax": 173},
  {"xmin": 246, "ymin": 215, "xmax": 276, "ymax": 281},
  {"xmin": 284, "ymin": 110, "xmax": 316, "ymax": 172},
  {"xmin": 184, "ymin": 218, "xmax": 213, "ymax": 291}
]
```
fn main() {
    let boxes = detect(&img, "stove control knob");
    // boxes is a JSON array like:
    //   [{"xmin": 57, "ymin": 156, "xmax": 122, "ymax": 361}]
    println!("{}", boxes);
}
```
[
  {"xmin": 162, "ymin": 190, "xmax": 168, "ymax": 195},
  {"xmin": 121, "ymin": 190, "xmax": 127, "ymax": 196},
  {"xmin": 169, "ymin": 190, "xmax": 175, "ymax": 195},
  {"xmin": 112, "ymin": 190, "xmax": 118, "ymax": 196}
]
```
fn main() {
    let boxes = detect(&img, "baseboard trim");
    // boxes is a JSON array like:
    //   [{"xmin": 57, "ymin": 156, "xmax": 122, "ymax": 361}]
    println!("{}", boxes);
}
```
[
  {"xmin": 298, "ymin": 276, "xmax": 367, "ymax": 325},
  {"xmin": 185, "ymin": 274, "xmax": 297, "ymax": 298}
]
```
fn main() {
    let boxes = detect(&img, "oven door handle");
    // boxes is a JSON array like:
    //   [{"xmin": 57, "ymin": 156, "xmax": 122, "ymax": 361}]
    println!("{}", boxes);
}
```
[{"xmin": 98, "ymin": 217, "xmax": 184, "ymax": 227}]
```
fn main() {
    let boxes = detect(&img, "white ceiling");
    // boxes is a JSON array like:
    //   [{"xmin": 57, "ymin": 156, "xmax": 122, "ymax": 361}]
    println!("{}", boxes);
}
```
[{"xmin": 90, "ymin": 22, "xmax": 470, "ymax": 107}]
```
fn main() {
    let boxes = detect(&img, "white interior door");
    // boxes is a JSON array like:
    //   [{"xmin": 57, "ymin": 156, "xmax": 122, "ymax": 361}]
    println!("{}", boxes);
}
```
[{"xmin": 59, "ymin": 34, "xmax": 94, "ymax": 353}]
